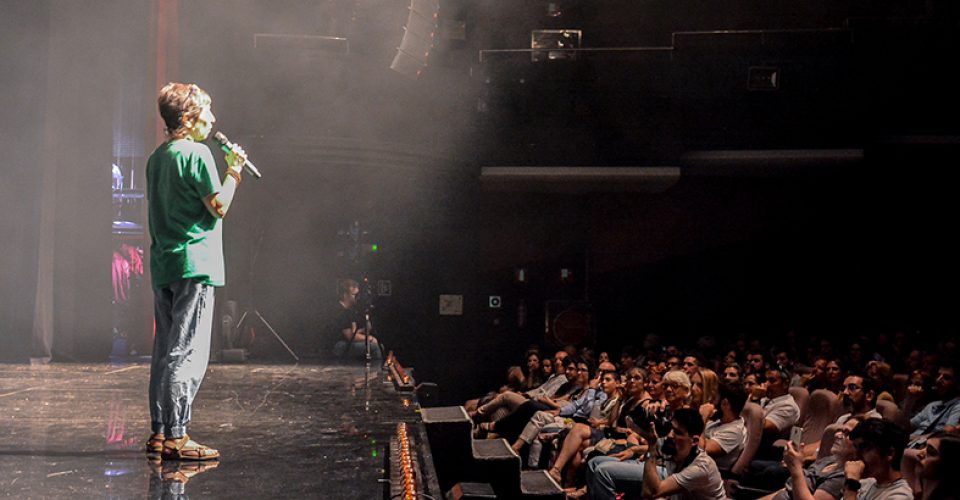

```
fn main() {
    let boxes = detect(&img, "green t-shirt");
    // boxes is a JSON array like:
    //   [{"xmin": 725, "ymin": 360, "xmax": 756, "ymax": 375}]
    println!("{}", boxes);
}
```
[{"xmin": 146, "ymin": 139, "xmax": 225, "ymax": 289}]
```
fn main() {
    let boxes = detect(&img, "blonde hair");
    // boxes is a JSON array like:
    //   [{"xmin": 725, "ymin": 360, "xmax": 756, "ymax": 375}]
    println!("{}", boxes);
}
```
[{"xmin": 699, "ymin": 368, "xmax": 720, "ymax": 405}]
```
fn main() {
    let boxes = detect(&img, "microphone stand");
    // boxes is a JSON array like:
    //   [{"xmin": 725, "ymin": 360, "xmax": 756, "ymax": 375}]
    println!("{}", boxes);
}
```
[
  {"xmin": 235, "ymin": 229, "xmax": 299, "ymax": 362},
  {"xmin": 344, "ymin": 308, "xmax": 373, "ymax": 362}
]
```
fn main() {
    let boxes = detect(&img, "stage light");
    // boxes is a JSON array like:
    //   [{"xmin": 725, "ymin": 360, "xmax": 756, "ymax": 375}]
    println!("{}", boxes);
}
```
[
  {"xmin": 748, "ymin": 66, "xmax": 780, "ymax": 91},
  {"xmin": 515, "ymin": 268, "xmax": 527, "ymax": 283},
  {"xmin": 531, "ymin": 29, "xmax": 581, "ymax": 62}
]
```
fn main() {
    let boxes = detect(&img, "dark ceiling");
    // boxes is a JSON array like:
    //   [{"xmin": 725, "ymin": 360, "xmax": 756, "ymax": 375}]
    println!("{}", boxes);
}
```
[{"xmin": 452, "ymin": 0, "xmax": 960, "ymax": 166}]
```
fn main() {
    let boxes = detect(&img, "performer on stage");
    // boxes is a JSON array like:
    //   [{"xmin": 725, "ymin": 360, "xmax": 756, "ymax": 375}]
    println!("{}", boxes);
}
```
[
  {"xmin": 145, "ymin": 82, "xmax": 246, "ymax": 461},
  {"xmin": 330, "ymin": 279, "xmax": 382, "ymax": 360}
]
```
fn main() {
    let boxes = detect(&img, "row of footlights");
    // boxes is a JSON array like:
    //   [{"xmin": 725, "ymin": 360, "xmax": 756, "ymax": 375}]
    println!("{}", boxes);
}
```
[
  {"xmin": 385, "ymin": 351, "xmax": 414, "ymax": 390},
  {"xmin": 397, "ymin": 423, "xmax": 417, "ymax": 500}
]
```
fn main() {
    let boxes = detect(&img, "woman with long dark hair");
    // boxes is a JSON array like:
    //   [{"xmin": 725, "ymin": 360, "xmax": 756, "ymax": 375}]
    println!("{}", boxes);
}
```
[{"xmin": 916, "ymin": 432, "xmax": 960, "ymax": 500}]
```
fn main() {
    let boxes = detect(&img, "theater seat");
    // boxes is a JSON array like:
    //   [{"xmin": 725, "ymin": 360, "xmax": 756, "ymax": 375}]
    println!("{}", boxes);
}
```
[
  {"xmin": 724, "ymin": 402, "xmax": 765, "ymax": 497},
  {"xmin": 817, "ymin": 423, "xmax": 843, "ymax": 459},
  {"xmin": 800, "ymin": 389, "xmax": 842, "ymax": 446},
  {"xmin": 876, "ymin": 399, "xmax": 909, "ymax": 430},
  {"xmin": 789, "ymin": 387, "xmax": 810, "ymax": 422},
  {"xmin": 730, "ymin": 402, "xmax": 764, "ymax": 477}
]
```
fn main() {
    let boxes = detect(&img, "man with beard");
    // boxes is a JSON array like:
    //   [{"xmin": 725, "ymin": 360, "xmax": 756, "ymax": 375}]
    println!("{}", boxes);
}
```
[
  {"xmin": 838, "ymin": 375, "xmax": 881, "ymax": 424},
  {"xmin": 907, "ymin": 363, "xmax": 959, "ymax": 444},
  {"xmin": 800, "ymin": 374, "xmax": 882, "ymax": 461}
]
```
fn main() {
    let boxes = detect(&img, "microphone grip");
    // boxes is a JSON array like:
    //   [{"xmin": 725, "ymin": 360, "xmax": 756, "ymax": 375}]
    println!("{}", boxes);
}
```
[{"xmin": 216, "ymin": 138, "xmax": 262, "ymax": 179}]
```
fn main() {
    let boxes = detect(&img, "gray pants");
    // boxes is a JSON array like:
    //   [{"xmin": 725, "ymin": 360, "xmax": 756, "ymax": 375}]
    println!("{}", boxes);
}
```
[{"xmin": 149, "ymin": 279, "xmax": 215, "ymax": 439}]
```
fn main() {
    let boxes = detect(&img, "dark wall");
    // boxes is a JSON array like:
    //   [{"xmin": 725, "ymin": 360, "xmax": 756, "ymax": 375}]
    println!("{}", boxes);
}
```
[{"xmin": 440, "ymin": 147, "xmax": 958, "ymax": 404}]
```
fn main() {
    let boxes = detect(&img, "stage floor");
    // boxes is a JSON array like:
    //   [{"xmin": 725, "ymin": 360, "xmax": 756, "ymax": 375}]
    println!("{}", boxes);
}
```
[{"xmin": 0, "ymin": 361, "xmax": 421, "ymax": 498}]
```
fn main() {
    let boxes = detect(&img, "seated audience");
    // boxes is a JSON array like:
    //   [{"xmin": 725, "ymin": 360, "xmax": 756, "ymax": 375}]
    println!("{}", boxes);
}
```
[
  {"xmin": 843, "ymin": 418, "xmax": 913, "ymax": 500},
  {"xmin": 865, "ymin": 361, "xmax": 896, "ymax": 403},
  {"xmin": 826, "ymin": 359, "xmax": 846, "ymax": 395},
  {"xmin": 586, "ymin": 408, "xmax": 726, "ymax": 500},
  {"xmin": 758, "ymin": 367, "xmax": 801, "ymax": 457},
  {"xmin": 839, "ymin": 374, "xmax": 882, "ymax": 423},
  {"xmin": 478, "ymin": 359, "xmax": 597, "ymax": 440},
  {"xmin": 510, "ymin": 358, "xmax": 600, "ymax": 463},
  {"xmin": 464, "ymin": 365, "xmax": 525, "ymax": 415},
  {"xmin": 701, "ymin": 382, "xmax": 749, "ymax": 473},
  {"xmin": 547, "ymin": 369, "xmax": 622, "ymax": 487},
  {"xmin": 523, "ymin": 349, "xmax": 545, "ymax": 391},
  {"xmin": 583, "ymin": 371, "xmax": 694, "ymax": 498},
  {"xmin": 691, "ymin": 368, "xmax": 720, "ymax": 422},
  {"xmin": 900, "ymin": 370, "xmax": 934, "ymax": 420},
  {"xmin": 745, "ymin": 372, "xmax": 766, "ymax": 404},
  {"xmin": 762, "ymin": 415, "xmax": 866, "ymax": 500},
  {"xmin": 908, "ymin": 363, "xmax": 959, "ymax": 444},
  {"xmin": 912, "ymin": 432, "xmax": 959, "ymax": 500},
  {"xmin": 724, "ymin": 363, "xmax": 743, "ymax": 384},
  {"xmin": 802, "ymin": 357, "xmax": 830, "ymax": 391}
]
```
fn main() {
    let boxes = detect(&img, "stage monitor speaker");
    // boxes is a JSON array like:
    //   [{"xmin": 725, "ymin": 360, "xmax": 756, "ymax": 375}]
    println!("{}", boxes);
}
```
[
  {"xmin": 415, "ymin": 382, "xmax": 439, "ymax": 406},
  {"xmin": 446, "ymin": 482, "xmax": 496, "ymax": 499}
]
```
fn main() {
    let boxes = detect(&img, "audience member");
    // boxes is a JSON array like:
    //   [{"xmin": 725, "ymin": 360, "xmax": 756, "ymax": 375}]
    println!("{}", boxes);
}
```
[
  {"xmin": 748, "ymin": 350, "xmax": 769, "ymax": 376},
  {"xmin": 548, "ymin": 369, "xmax": 622, "ymax": 487},
  {"xmin": 762, "ymin": 416, "xmax": 865, "ymax": 500},
  {"xmin": 701, "ymin": 382, "xmax": 749, "ymax": 473},
  {"xmin": 908, "ymin": 363, "xmax": 959, "ymax": 445},
  {"xmin": 459, "ymin": 331, "xmax": 957, "ymax": 500},
  {"xmin": 745, "ymin": 372, "xmax": 766, "ymax": 404},
  {"xmin": 760, "ymin": 367, "xmax": 801, "ymax": 448},
  {"xmin": 803, "ymin": 357, "xmax": 830, "ymax": 391},
  {"xmin": 583, "ymin": 372, "xmax": 694, "ymax": 499},
  {"xmin": 839, "ymin": 374, "xmax": 882, "ymax": 424},
  {"xmin": 666, "ymin": 356, "xmax": 683, "ymax": 372},
  {"xmin": 900, "ymin": 370, "xmax": 934, "ymax": 419},
  {"xmin": 843, "ymin": 419, "xmax": 913, "ymax": 500},
  {"xmin": 683, "ymin": 355, "xmax": 701, "ymax": 377},
  {"xmin": 865, "ymin": 361, "xmax": 896, "ymax": 403},
  {"xmin": 912, "ymin": 432, "xmax": 959, "ymax": 500},
  {"xmin": 826, "ymin": 359, "xmax": 846, "ymax": 395},
  {"xmin": 628, "ymin": 408, "xmax": 726, "ymax": 500},
  {"xmin": 724, "ymin": 363, "xmax": 743, "ymax": 384},
  {"xmin": 523, "ymin": 349, "xmax": 545, "ymax": 390}
]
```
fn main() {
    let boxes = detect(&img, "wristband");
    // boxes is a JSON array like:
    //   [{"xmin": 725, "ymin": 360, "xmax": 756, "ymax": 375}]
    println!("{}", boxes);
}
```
[
  {"xmin": 226, "ymin": 169, "xmax": 242, "ymax": 185},
  {"xmin": 844, "ymin": 479, "xmax": 861, "ymax": 492}
]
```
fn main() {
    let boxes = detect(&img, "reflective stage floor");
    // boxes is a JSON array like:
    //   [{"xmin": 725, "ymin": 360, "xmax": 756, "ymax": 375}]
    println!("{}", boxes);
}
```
[{"xmin": 0, "ymin": 362, "xmax": 424, "ymax": 498}]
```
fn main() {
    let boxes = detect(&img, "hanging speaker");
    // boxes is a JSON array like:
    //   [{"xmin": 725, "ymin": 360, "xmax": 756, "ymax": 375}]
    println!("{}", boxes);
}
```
[{"xmin": 391, "ymin": 0, "xmax": 439, "ymax": 79}]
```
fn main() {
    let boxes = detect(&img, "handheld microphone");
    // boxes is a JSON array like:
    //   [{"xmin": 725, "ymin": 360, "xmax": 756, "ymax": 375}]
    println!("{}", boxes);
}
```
[{"xmin": 213, "ymin": 131, "xmax": 262, "ymax": 179}]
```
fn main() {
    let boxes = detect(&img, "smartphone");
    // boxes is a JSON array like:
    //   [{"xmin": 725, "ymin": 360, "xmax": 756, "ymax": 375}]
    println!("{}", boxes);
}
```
[{"xmin": 790, "ymin": 426, "xmax": 803, "ymax": 449}]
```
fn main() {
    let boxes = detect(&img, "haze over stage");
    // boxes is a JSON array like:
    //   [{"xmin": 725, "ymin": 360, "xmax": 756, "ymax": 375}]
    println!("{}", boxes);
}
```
[{"xmin": 0, "ymin": 362, "xmax": 429, "ymax": 498}]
